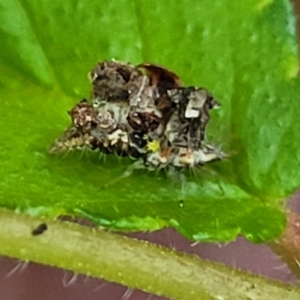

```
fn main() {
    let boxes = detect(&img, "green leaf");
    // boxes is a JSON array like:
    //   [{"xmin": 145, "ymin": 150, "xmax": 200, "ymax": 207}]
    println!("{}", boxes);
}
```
[{"xmin": 0, "ymin": 0, "xmax": 298, "ymax": 242}]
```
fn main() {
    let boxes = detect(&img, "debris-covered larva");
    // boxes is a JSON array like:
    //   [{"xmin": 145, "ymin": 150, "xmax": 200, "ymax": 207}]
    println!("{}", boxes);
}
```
[{"xmin": 49, "ymin": 60, "xmax": 224, "ymax": 170}]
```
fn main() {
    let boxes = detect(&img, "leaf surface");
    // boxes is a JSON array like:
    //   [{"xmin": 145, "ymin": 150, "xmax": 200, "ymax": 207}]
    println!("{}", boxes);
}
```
[{"xmin": 0, "ymin": 0, "xmax": 298, "ymax": 242}]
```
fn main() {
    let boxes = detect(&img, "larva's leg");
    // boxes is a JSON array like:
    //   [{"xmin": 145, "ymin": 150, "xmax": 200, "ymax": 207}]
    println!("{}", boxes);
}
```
[
  {"xmin": 166, "ymin": 167, "xmax": 187, "ymax": 202},
  {"xmin": 100, "ymin": 160, "xmax": 145, "ymax": 189}
]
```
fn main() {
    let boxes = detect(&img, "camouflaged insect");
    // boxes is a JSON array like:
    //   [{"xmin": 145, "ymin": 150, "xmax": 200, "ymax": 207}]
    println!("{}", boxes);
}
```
[{"xmin": 49, "ymin": 60, "xmax": 224, "ymax": 169}]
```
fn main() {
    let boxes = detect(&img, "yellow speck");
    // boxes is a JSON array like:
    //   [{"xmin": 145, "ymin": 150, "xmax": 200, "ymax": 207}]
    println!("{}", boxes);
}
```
[{"xmin": 147, "ymin": 140, "xmax": 160, "ymax": 152}]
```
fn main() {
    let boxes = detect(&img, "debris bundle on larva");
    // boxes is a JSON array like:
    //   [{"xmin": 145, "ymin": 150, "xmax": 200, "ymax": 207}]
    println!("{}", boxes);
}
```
[{"xmin": 49, "ymin": 60, "xmax": 223, "ymax": 169}]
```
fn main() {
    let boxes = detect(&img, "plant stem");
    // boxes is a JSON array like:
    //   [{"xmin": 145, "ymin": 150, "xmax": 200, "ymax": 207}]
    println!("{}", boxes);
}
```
[
  {"xmin": 0, "ymin": 208, "xmax": 299, "ymax": 300},
  {"xmin": 270, "ymin": 211, "xmax": 300, "ymax": 280}
]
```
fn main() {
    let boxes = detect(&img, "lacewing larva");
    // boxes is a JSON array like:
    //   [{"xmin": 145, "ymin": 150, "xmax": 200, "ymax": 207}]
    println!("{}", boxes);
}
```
[{"xmin": 49, "ymin": 60, "xmax": 224, "ymax": 171}]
